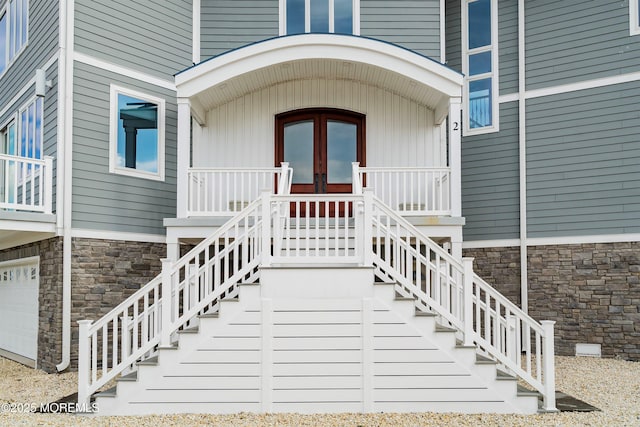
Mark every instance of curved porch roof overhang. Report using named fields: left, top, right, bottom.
left=175, top=34, right=463, bottom=124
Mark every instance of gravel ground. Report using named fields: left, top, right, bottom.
left=0, top=355, right=638, bottom=426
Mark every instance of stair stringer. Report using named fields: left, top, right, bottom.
left=92, top=269, right=538, bottom=416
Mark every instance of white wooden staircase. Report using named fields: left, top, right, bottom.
left=78, top=192, right=557, bottom=415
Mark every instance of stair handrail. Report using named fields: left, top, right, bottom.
left=368, top=193, right=556, bottom=411
left=78, top=196, right=266, bottom=407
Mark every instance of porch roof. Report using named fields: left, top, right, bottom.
left=175, top=34, right=463, bottom=122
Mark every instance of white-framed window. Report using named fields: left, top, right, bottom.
left=0, top=0, right=29, bottom=77
left=462, top=0, right=499, bottom=135
left=109, top=85, right=165, bottom=181
left=631, top=0, right=640, bottom=35
left=280, top=0, right=360, bottom=35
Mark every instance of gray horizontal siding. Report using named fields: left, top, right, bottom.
left=0, top=0, right=58, bottom=107
left=498, top=0, right=517, bottom=95
left=43, top=62, right=58, bottom=213
left=361, top=0, right=440, bottom=59
left=200, top=0, right=278, bottom=59
left=444, top=0, right=461, bottom=72
left=526, top=81, right=640, bottom=237
left=72, top=62, right=177, bottom=235
left=462, top=101, right=520, bottom=241
left=525, top=1, right=640, bottom=90
left=74, top=0, right=192, bottom=78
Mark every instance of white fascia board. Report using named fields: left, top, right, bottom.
left=176, top=35, right=463, bottom=99
left=462, top=239, right=521, bottom=249
left=527, top=234, right=640, bottom=247
left=463, top=234, right=640, bottom=249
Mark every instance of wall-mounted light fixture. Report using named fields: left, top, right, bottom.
left=35, top=69, right=52, bottom=97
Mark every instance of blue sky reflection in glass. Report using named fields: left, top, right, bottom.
left=327, top=120, right=356, bottom=184
left=468, top=0, right=491, bottom=49
left=0, top=13, right=6, bottom=73
left=287, top=0, right=305, bottom=34
left=284, top=121, right=314, bottom=184
left=116, top=93, right=159, bottom=174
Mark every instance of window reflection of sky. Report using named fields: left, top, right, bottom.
left=469, top=51, right=491, bottom=76
left=469, top=0, right=491, bottom=49
left=116, top=94, right=159, bottom=174
left=0, top=14, right=6, bottom=72
left=286, top=0, right=305, bottom=34
left=286, top=0, right=353, bottom=34
left=327, top=121, right=356, bottom=184
left=310, top=0, right=329, bottom=32
left=284, top=121, right=314, bottom=184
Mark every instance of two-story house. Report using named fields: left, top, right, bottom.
left=0, top=0, right=637, bottom=416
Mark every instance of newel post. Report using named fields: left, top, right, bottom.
left=362, top=189, right=374, bottom=266
left=261, top=190, right=272, bottom=266
left=352, top=162, right=362, bottom=195
left=160, top=258, right=173, bottom=347
left=462, top=257, right=475, bottom=346
left=278, top=162, right=290, bottom=194
left=541, top=320, right=557, bottom=412
left=77, top=319, right=92, bottom=407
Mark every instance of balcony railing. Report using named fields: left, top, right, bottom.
left=0, top=154, right=53, bottom=214
left=353, top=163, right=451, bottom=215
left=187, top=163, right=292, bottom=216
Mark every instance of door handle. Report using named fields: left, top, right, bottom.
left=321, top=173, right=326, bottom=193
left=314, top=174, right=319, bottom=193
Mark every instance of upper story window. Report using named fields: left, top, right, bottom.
left=281, top=0, right=359, bottom=35
left=0, top=0, right=29, bottom=76
left=109, top=85, right=165, bottom=181
left=462, top=0, right=499, bottom=135
left=631, top=0, right=640, bottom=35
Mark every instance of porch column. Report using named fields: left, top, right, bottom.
left=177, top=98, right=191, bottom=218
left=448, top=97, right=462, bottom=218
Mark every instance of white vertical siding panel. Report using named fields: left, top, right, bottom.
left=195, top=80, right=444, bottom=169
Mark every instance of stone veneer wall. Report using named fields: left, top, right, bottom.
left=69, top=238, right=165, bottom=368
left=466, top=242, right=640, bottom=361
left=0, top=237, right=64, bottom=373
left=463, top=246, right=521, bottom=306
left=527, top=242, right=640, bottom=360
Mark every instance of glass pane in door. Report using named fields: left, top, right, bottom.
left=284, top=120, right=314, bottom=184
left=326, top=120, right=356, bottom=184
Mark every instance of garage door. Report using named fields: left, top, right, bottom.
left=0, top=257, right=39, bottom=362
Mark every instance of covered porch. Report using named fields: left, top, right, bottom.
left=167, top=34, right=464, bottom=257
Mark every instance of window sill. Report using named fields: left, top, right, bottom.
left=110, top=166, right=165, bottom=182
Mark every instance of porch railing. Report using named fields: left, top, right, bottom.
left=0, top=154, right=53, bottom=214
left=78, top=190, right=555, bottom=412
left=353, top=163, right=451, bottom=215
left=187, top=163, right=292, bottom=216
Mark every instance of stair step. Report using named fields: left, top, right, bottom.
left=117, top=371, right=137, bottom=382
left=455, top=339, right=477, bottom=349
left=435, top=324, right=457, bottom=333
left=178, top=326, right=199, bottom=334
left=137, top=356, right=158, bottom=366
left=415, top=310, right=437, bottom=317
left=224, top=297, right=239, bottom=302
left=476, top=354, right=497, bottom=365
left=198, top=312, right=219, bottom=319
left=496, top=369, right=517, bottom=381
left=517, top=384, right=541, bottom=397
left=394, top=296, right=414, bottom=302
left=94, top=386, right=117, bottom=398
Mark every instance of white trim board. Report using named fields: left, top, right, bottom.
left=73, top=52, right=176, bottom=91
left=463, top=234, right=640, bottom=249
left=497, top=71, right=640, bottom=104
left=71, top=229, right=166, bottom=244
